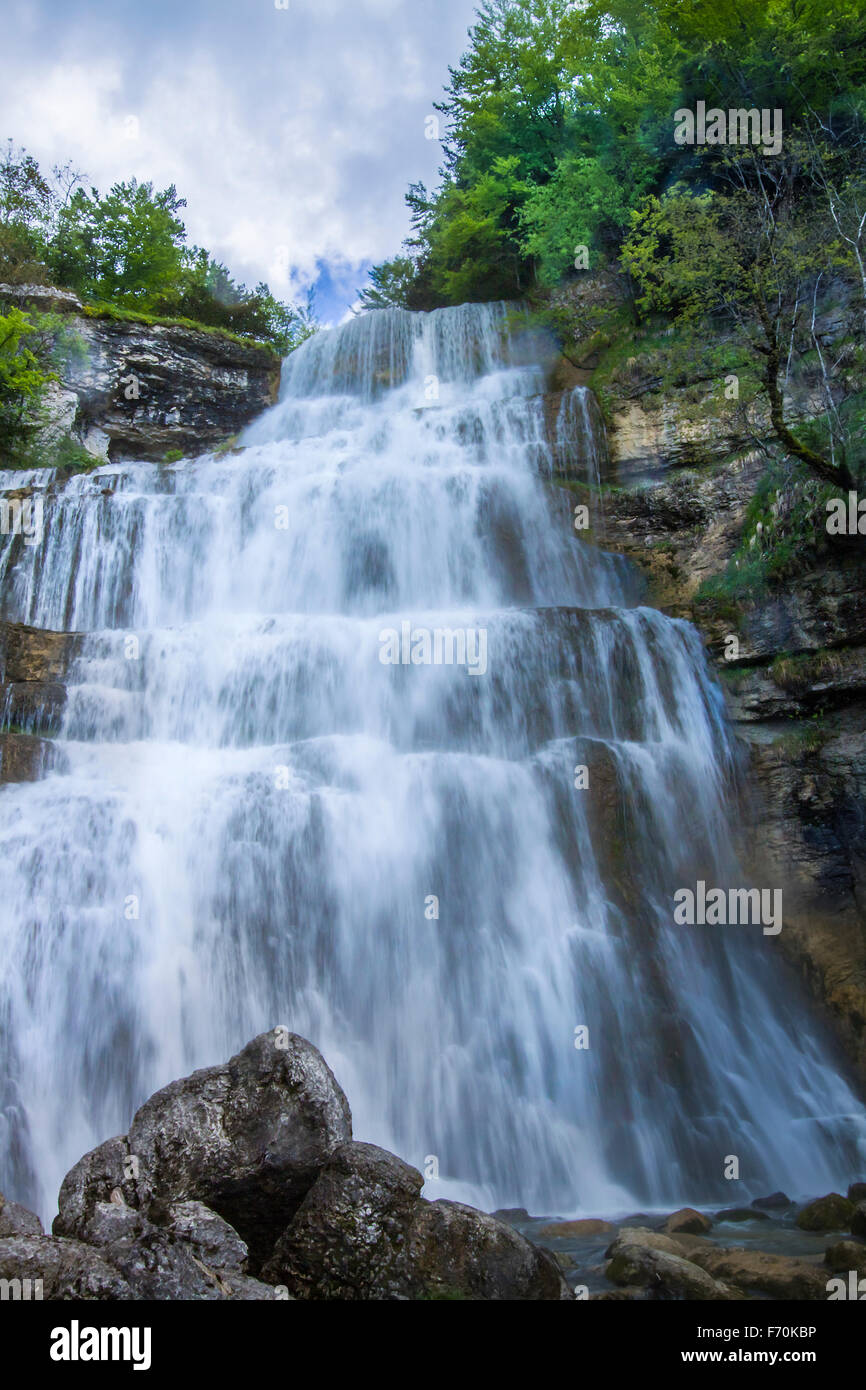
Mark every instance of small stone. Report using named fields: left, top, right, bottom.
left=751, top=1191, right=792, bottom=1211
left=537, top=1219, right=616, bottom=1239
left=795, top=1194, right=855, bottom=1232
left=662, top=1207, right=712, bottom=1236
left=716, top=1207, right=770, bottom=1223
left=491, top=1207, right=530, bottom=1223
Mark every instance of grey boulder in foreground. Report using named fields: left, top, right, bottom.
left=0, top=1029, right=572, bottom=1300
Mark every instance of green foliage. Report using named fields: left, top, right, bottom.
left=51, top=179, right=188, bottom=307
left=519, top=154, right=632, bottom=285
left=364, top=0, right=866, bottom=329
left=697, top=460, right=843, bottom=601
left=0, top=142, right=316, bottom=355
left=358, top=256, right=422, bottom=310
left=0, top=140, right=54, bottom=283
left=0, top=306, right=53, bottom=454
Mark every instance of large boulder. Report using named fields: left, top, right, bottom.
left=262, top=1141, right=423, bottom=1299
left=408, top=1200, right=573, bottom=1300
left=263, top=1141, right=573, bottom=1300
left=851, top=1202, right=866, bottom=1238
left=56, top=1029, right=352, bottom=1269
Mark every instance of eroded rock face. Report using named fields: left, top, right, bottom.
left=0, top=283, right=280, bottom=464
left=582, top=384, right=866, bottom=1088
left=0, top=732, right=64, bottom=783
left=0, top=620, right=79, bottom=742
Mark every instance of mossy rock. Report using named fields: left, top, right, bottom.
left=795, top=1193, right=855, bottom=1232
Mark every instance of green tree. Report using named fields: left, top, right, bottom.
left=51, top=179, right=187, bottom=307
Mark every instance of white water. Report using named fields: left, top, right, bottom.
left=1, top=302, right=864, bottom=1220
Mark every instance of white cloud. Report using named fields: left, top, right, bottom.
left=0, top=0, right=477, bottom=320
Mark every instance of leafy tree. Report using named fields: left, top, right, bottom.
left=51, top=179, right=188, bottom=307
left=357, top=257, right=420, bottom=311
left=622, top=177, right=858, bottom=488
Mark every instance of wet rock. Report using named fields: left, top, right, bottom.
left=0, top=732, right=63, bottom=783
left=54, top=1135, right=137, bottom=1240
left=663, top=1207, right=713, bottom=1236
left=102, top=1228, right=230, bottom=1300
left=605, top=1226, right=707, bottom=1260
left=492, top=1207, right=530, bottom=1223
left=851, top=1202, right=866, bottom=1238
left=688, top=1246, right=828, bottom=1299
left=264, top=1142, right=571, bottom=1300
left=221, top=1272, right=290, bottom=1299
left=125, top=1029, right=352, bottom=1268
left=824, top=1240, right=866, bottom=1276
left=0, top=620, right=76, bottom=685
left=0, top=1191, right=43, bottom=1237
left=262, top=1141, right=423, bottom=1299
left=848, top=1182, right=866, bottom=1203
left=716, top=1207, right=770, bottom=1223
left=167, top=1200, right=248, bottom=1271
left=78, top=1200, right=154, bottom=1247
left=537, top=1218, right=616, bottom=1238
left=795, top=1193, right=855, bottom=1232
left=0, top=621, right=79, bottom=738
left=409, top=1200, right=573, bottom=1300
left=752, top=1191, right=792, bottom=1211
left=606, top=1243, right=741, bottom=1300
left=0, top=1234, right=137, bottom=1299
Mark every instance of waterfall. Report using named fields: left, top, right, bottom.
left=1, top=302, right=863, bottom=1221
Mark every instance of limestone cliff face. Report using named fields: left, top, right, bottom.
left=583, top=375, right=866, bottom=1085
left=0, top=620, right=78, bottom=782
left=0, top=283, right=280, bottom=464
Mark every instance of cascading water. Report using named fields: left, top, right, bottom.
left=1, top=302, right=864, bottom=1221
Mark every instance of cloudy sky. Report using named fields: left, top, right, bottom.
left=0, top=0, right=480, bottom=323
